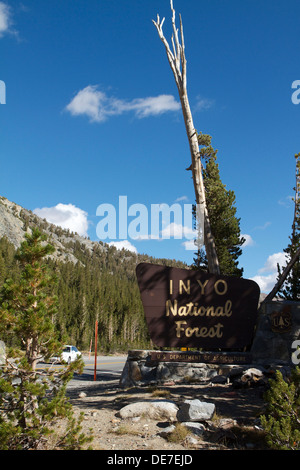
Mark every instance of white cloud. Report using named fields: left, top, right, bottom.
left=174, top=196, right=189, bottom=202
left=258, top=252, right=288, bottom=274
left=278, top=195, right=293, bottom=208
left=108, top=240, right=137, bottom=254
left=65, top=85, right=180, bottom=122
left=182, top=239, right=197, bottom=251
left=251, top=252, right=288, bottom=294
left=161, top=222, right=197, bottom=240
left=129, top=95, right=180, bottom=118
left=0, top=2, right=12, bottom=37
left=133, top=222, right=197, bottom=246
left=241, top=233, right=254, bottom=247
left=33, top=203, right=89, bottom=237
left=253, top=221, right=271, bottom=231
left=133, top=234, right=161, bottom=241
left=65, top=86, right=108, bottom=122
left=194, top=95, right=214, bottom=112
left=251, top=273, right=278, bottom=295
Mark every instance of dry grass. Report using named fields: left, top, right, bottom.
left=166, top=423, right=191, bottom=444
left=111, top=424, right=141, bottom=436
left=150, top=388, right=171, bottom=398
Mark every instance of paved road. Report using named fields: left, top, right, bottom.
left=80, top=354, right=127, bottom=381
left=37, top=354, right=128, bottom=384
left=68, top=354, right=128, bottom=386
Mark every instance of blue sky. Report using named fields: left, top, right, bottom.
left=1, top=0, right=300, bottom=293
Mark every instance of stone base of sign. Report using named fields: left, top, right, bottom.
left=250, top=300, right=300, bottom=364
left=119, top=348, right=294, bottom=388
left=119, top=349, right=256, bottom=388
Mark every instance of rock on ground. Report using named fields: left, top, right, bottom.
left=116, top=400, right=179, bottom=421
left=177, top=399, right=215, bottom=422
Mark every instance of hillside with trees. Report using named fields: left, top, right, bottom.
left=0, top=196, right=187, bottom=352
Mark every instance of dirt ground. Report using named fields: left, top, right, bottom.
left=65, top=375, right=268, bottom=451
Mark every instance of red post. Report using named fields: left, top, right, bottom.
left=94, top=320, right=98, bottom=381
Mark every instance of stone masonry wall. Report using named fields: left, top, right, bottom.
left=250, top=301, right=300, bottom=364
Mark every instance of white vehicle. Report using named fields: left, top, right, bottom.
left=50, top=345, right=82, bottom=364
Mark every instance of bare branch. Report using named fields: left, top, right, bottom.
left=262, top=245, right=300, bottom=303
left=179, top=14, right=187, bottom=91
left=152, top=0, right=220, bottom=274
left=152, top=16, right=181, bottom=89
left=170, top=1, right=181, bottom=72
left=171, top=34, right=176, bottom=62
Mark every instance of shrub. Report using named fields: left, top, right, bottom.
left=260, top=367, right=300, bottom=450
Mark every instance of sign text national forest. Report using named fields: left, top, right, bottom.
left=136, top=263, right=260, bottom=350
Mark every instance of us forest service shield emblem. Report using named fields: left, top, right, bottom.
left=271, top=307, right=292, bottom=333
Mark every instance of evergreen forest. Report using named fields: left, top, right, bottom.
left=0, top=232, right=187, bottom=353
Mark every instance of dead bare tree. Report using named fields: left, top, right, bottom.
left=153, top=0, right=220, bottom=274
left=262, top=245, right=300, bottom=304
left=262, top=153, right=300, bottom=303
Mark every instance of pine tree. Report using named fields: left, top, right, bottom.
left=0, top=237, right=19, bottom=288
left=193, top=133, right=244, bottom=277
left=260, top=367, right=300, bottom=450
left=277, top=153, right=300, bottom=300
left=0, top=228, right=91, bottom=450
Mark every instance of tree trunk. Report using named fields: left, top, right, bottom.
left=262, top=245, right=300, bottom=304
left=153, top=1, right=220, bottom=274
left=263, top=154, right=300, bottom=303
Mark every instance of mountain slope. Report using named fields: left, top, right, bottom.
left=0, top=195, right=188, bottom=269
left=0, top=195, right=188, bottom=351
left=0, top=195, right=101, bottom=265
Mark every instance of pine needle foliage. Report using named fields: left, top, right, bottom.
left=193, top=133, right=244, bottom=277
left=0, top=228, right=92, bottom=450
left=260, top=367, right=300, bottom=450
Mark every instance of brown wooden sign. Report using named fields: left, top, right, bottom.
left=136, top=263, right=260, bottom=350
